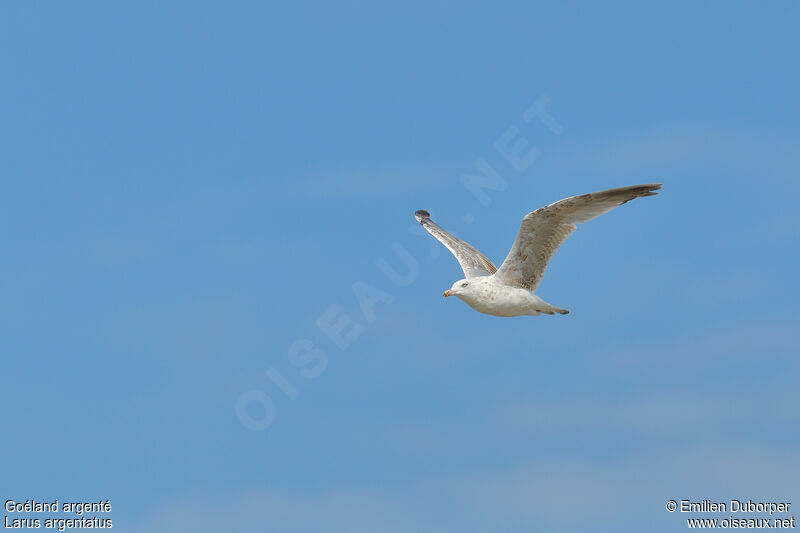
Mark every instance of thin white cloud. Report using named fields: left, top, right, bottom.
left=291, top=165, right=456, bottom=196
left=135, top=441, right=800, bottom=533
left=495, top=388, right=800, bottom=438
left=450, top=444, right=800, bottom=530
left=136, top=488, right=441, bottom=533
left=549, top=126, right=800, bottom=179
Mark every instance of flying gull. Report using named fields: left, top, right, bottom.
left=415, top=184, right=661, bottom=317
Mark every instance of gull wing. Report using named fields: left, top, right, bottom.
left=494, top=184, right=661, bottom=291
left=414, top=210, right=497, bottom=278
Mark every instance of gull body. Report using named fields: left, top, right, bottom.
left=416, top=184, right=661, bottom=317
left=444, top=276, right=566, bottom=317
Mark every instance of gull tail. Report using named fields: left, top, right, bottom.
left=537, top=299, right=570, bottom=315
left=545, top=305, right=570, bottom=315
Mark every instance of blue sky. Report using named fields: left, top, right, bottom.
left=1, top=2, right=799, bottom=532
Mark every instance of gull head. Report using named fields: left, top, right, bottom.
left=443, top=279, right=475, bottom=298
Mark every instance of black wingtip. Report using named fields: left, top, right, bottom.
left=641, top=183, right=662, bottom=195
left=414, top=210, right=430, bottom=222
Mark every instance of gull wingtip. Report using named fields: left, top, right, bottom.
left=414, top=209, right=431, bottom=222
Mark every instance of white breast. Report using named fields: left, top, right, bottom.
left=456, top=280, right=541, bottom=317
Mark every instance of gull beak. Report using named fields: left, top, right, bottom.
left=443, top=290, right=451, bottom=297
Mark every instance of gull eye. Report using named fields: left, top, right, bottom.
left=461, top=282, right=468, bottom=287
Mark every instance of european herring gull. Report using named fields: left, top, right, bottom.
left=415, top=184, right=661, bottom=317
